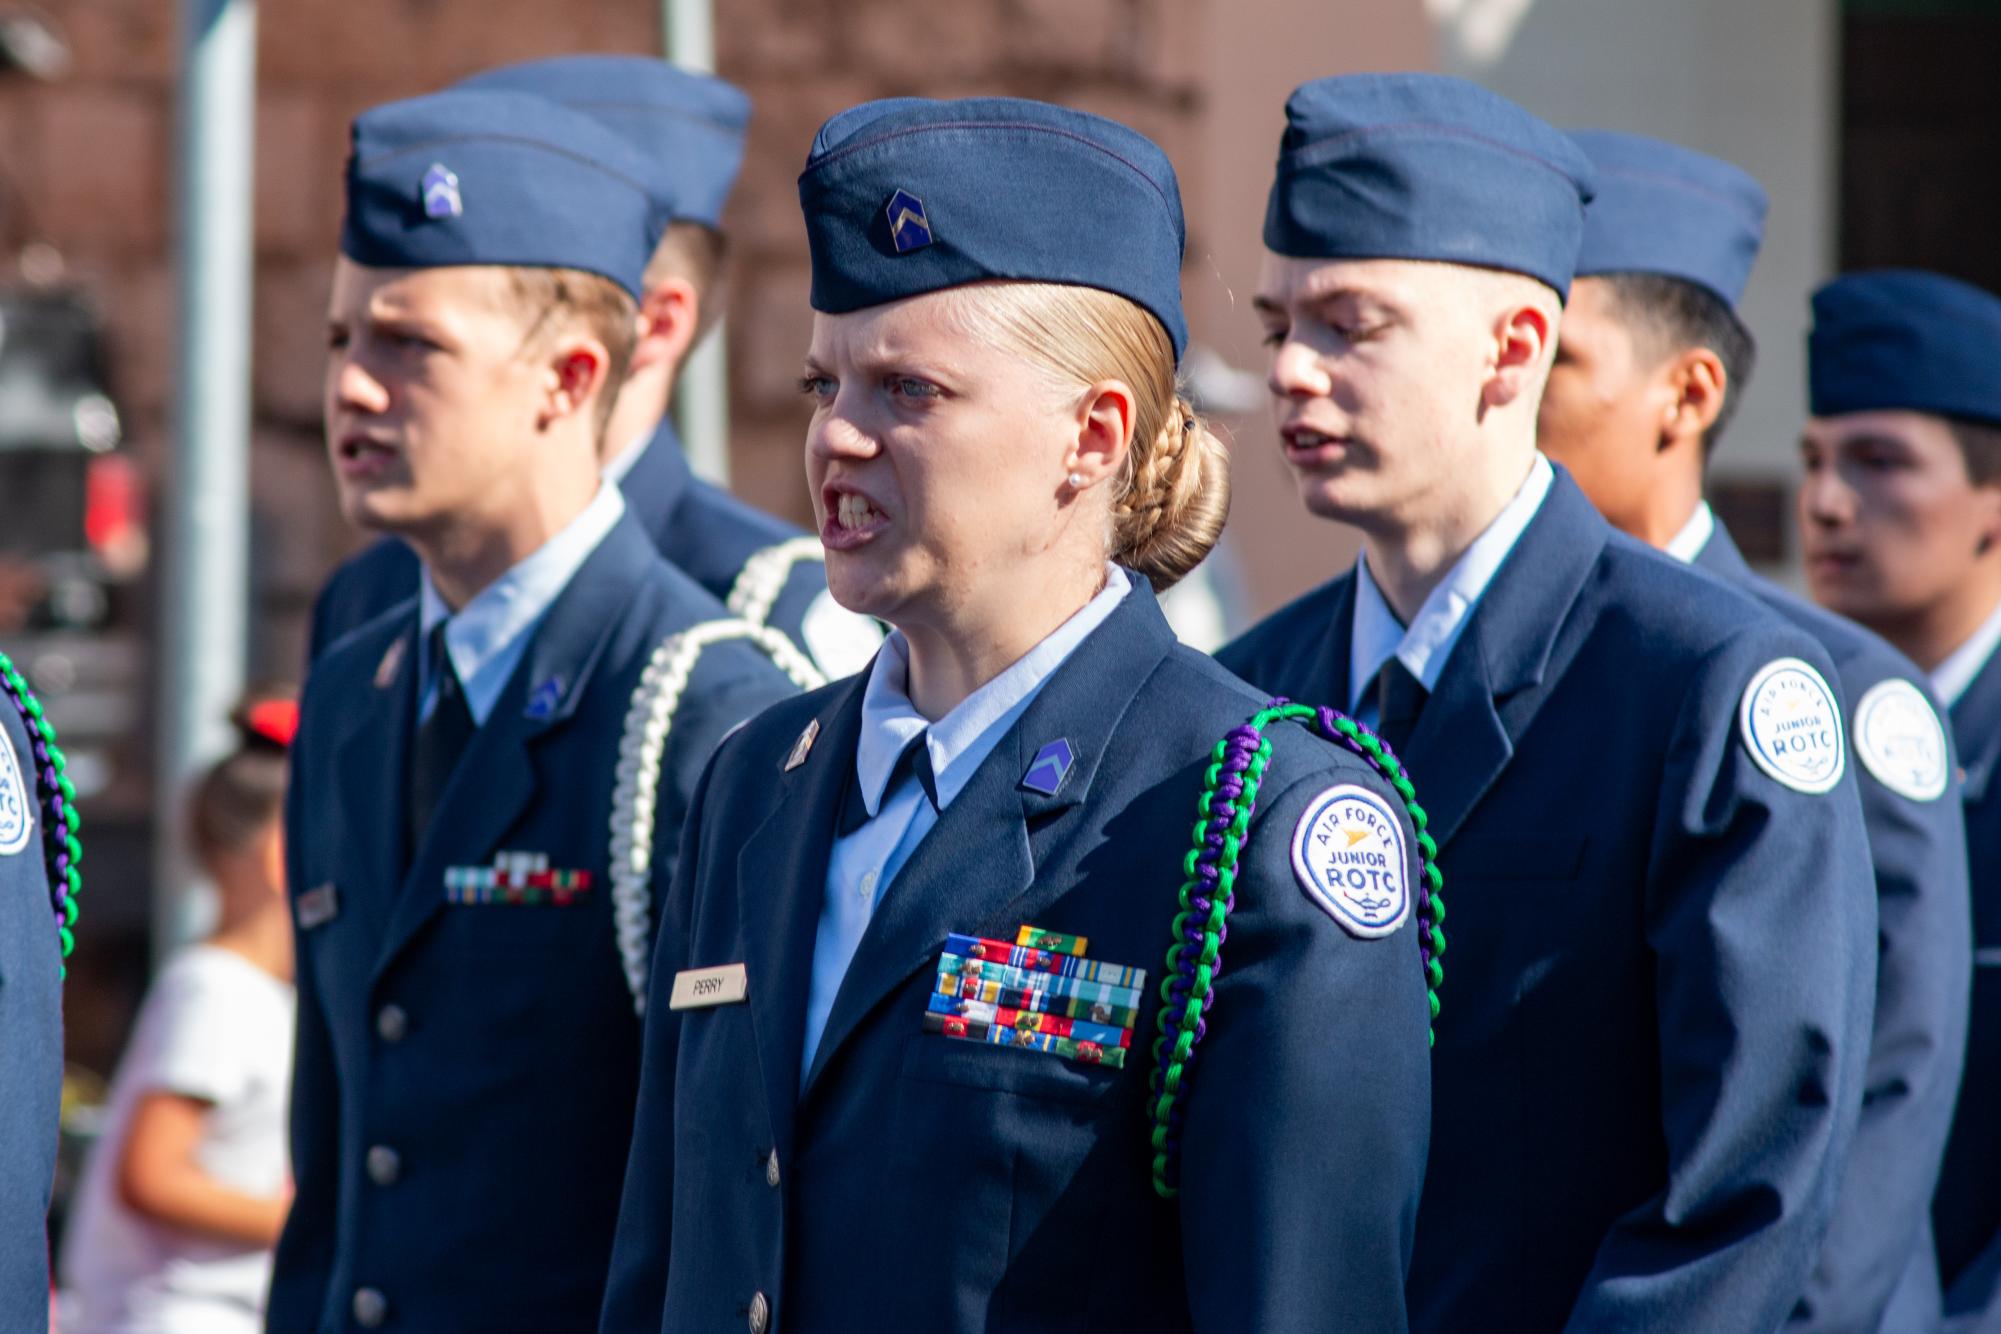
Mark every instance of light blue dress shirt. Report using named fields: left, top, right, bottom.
left=416, top=482, right=627, bottom=726
left=1349, top=453, right=1553, bottom=723
left=800, top=565, right=1132, bottom=1083
left=1662, top=500, right=1716, bottom=565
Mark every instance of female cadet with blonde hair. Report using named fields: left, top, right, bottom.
left=600, top=97, right=1434, bottom=1333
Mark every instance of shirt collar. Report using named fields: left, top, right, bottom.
left=418, top=482, right=627, bottom=722
left=600, top=425, right=657, bottom=487
left=854, top=566, right=1131, bottom=816
left=1662, top=500, right=1716, bottom=565
left=1932, top=594, right=2001, bottom=709
left=1349, top=453, right=1553, bottom=712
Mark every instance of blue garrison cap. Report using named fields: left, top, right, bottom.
left=1809, top=270, right=2001, bottom=427
left=341, top=89, right=662, bottom=299
left=456, top=56, right=750, bottom=229
left=1570, top=131, right=1767, bottom=307
left=1263, top=73, right=1596, bottom=297
left=799, top=97, right=1189, bottom=358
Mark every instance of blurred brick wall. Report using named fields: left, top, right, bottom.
left=0, top=0, right=1206, bottom=677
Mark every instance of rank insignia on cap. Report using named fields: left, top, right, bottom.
left=524, top=675, right=566, bottom=722
left=421, top=162, right=463, bottom=219
left=374, top=636, right=407, bottom=689
left=1020, top=738, right=1074, bottom=796
left=885, top=189, right=932, bottom=253
left=784, top=718, right=820, bottom=772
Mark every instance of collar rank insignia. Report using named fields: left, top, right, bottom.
left=784, top=718, right=820, bottom=772
left=885, top=189, right=933, bottom=254
left=1019, top=738, right=1074, bottom=797
left=373, top=636, right=407, bottom=689
left=422, top=162, right=463, bottom=219
left=524, top=675, right=566, bottom=722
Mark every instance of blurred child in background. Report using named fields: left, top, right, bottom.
left=59, top=696, right=297, bottom=1333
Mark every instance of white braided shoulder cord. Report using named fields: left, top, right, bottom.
left=609, top=618, right=826, bottom=1016
left=726, top=535, right=829, bottom=629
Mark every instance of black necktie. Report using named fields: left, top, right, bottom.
left=837, top=731, right=939, bottom=838
left=405, top=621, right=476, bottom=853
left=1375, top=657, right=1428, bottom=756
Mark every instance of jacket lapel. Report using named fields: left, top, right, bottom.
left=1952, top=649, right=2001, bottom=804
left=331, top=609, right=419, bottom=946
left=372, top=516, right=659, bottom=980
left=737, top=676, right=869, bottom=1166
left=800, top=580, right=1176, bottom=1099
left=1396, top=470, right=1607, bottom=850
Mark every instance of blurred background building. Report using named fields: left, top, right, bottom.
left=0, top=0, right=1994, bottom=1207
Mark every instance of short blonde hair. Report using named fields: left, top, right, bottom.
left=501, top=267, right=639, bottom=444
left=942, top=282, right=1229, bottom=591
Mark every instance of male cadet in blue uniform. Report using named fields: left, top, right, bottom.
left=1218, top=74, right=1879, bottom=1332
left=1796, top=270, right=2001, bottom=1330
left=0, top=668, right=66, bottom=1332
left=270, top=90, right=799, bottom=1333
left=307, top=57, right=882, bottom=678
left=1536, top=134, right=1972, bottom=1333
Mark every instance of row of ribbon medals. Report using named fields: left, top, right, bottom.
left=925, top=926, right=1148, bottom=1069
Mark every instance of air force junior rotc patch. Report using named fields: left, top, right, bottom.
left=1290, top=784, right=1411, bottom=939
left=1852, top=677, right=1950, bottom=802
left=1739, top=657, right=1845, bottom=794
left=0, top=720, right=32, bottom=856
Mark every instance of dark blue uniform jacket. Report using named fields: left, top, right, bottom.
left=1695, top=523, right=1972, bottom=1334
left=1938, top=638, right=2001, bottom=1328
left=307, top=421, right=834, bottom=670
left=0, top=698, right=60, bottom=1333
left=1217, top=469, right=1879, bottom=1334
left=271, top=514, right=799, bottom=1333
left=599, top=580, right=1433, bottom=1333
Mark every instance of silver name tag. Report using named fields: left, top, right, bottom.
left=669, top=963, right=748, bottom=1010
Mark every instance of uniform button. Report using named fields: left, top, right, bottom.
left=366, top=1145, right=401, bottom=1186
left=748, top=1291, right=770, bottom=1334
left=764, top=1149, right=780, bottom=1188
left=375, top=1005, right=409, bottom=1042
left=352, top=1287, right=388, bottom=1328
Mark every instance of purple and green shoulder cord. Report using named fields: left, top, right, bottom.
left=1146, top=699, right=1444, bottom=1199
left=0, top=651, right=81, bottom=979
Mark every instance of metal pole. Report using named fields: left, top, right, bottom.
left=156, top=0, right=254, bottom=957
left=664, top=0, right=731, bottom=486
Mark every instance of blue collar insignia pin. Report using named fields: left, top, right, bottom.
left=784, top=718, right=821, bottom=772
left=524, top=676, right=566, bottom=722
left=374, top=636, right=406, bottom=689
left=886, top=189, right=932, bottom=253
left=422, top=162, right=463, bottom=219
left=1020, top=738, right=1075, bottom=796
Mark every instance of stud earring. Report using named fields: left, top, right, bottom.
left=1067, top=471, right=1085, bottom=489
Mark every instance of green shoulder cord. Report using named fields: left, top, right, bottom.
left=1146, top=700, right=1444, bottom=1199
left=0, top=652, right=81, bottom=978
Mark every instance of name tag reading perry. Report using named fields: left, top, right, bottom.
left=669, top=963, right=748, bottom=1010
